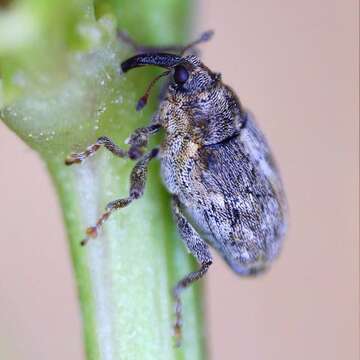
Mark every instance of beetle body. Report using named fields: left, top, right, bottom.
left=155, top=54, right=286, bottom=275
left=66, top=33, right=287, bottom=344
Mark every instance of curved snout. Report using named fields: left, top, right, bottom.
left=121, top=53, right=182, bottom=73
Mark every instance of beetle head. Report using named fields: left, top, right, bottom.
left=121, top=53, right=219, bottom=108
left=169, top=55, right=219, bottom=94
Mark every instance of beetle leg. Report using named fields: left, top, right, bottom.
left=117, top=30, right=213, bottom=55
left=65, top=124, right=161, bottom=165
left=117, top=30, right=184, bottom=54
left=126, top=124, right=161, bottom=159
left=171, top=195, right=213, bottom=346
left=80, top=148, right=159, bottom=246
left=65, top=136, right=127, bottom=165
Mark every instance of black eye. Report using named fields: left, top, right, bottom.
left=173, top=65, right=189, bottom=84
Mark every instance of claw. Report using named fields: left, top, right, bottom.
left=80, top=237, right=89, bottom=246
left=174, top=323, right=182, bottom=347
left=65, top=154, right=81, bottom=165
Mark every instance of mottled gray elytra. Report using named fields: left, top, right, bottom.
left=65, top=30, right=287, bottom=346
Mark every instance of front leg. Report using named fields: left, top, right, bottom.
left=65, top=124, right=161, bottom=165
left=171, top=196, right=213, bottom=346
left=126, top=123, right=161, bottom=159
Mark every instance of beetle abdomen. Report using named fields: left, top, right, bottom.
left=164, top=112, right=287, bottom=276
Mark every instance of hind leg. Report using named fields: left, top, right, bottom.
left=171, top=196, right=212, bottom=346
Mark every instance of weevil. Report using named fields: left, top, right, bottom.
left=65, top=31, right=287, bottom=345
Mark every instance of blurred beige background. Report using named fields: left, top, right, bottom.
left=0, top=0, right=358, bottom=359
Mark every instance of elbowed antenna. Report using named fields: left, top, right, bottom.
left=121, top=52, right=181, bottom=111
left=121, top=53, right=182, bottom=73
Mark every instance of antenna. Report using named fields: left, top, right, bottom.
left=136, top=70, right=170, bottom=111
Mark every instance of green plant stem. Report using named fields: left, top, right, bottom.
left=46, top=153, right=205, bottom=360
left=0, top=1, right=206, bottom=359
